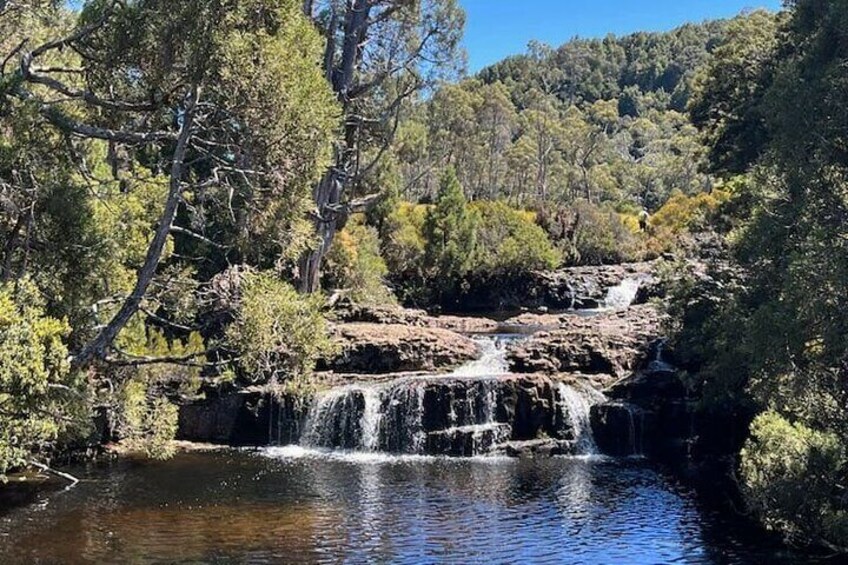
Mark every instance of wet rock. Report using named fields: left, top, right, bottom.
left=177, top=389, right=305, bottom=446
left=530, top=262, right=656, bottom=310
left=590, top=402, right=647, bottom=456
left=501, top=439, right=572, bottom=458
left=507, top=304, right=664, bottom=378
left=325, top=323, right=479, bottom=374
left=425, top=424, right=513, bottom=457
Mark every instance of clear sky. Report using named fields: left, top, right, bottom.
left=460, top=0, right=784, bottom=72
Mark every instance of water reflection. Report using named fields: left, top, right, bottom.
left=0, top=450, right=812, bottom=564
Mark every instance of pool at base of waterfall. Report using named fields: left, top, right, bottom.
left=0, top=450, right=812, bottom=564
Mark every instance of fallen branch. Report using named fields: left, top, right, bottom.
left=29, top=459, right=79, bottom=490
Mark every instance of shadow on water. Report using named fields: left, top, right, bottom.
left=0, top=450, right=829, bottom=564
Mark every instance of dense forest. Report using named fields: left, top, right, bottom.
left=1, top=0, right=846, bottom=553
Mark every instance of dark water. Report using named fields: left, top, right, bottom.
left=0, top=449, right=811, bottom=564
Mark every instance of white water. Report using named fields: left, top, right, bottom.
left=450, top=335, right=515, bottom=376
left=603, top=277, right=642, bottom=310
left=360, top=387, right=383, bottom=451
left=557, top=383, right=606, bottom=455
left=297, top=334, right=610, bottom=458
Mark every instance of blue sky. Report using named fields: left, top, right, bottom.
left=461, top=0, right=784, bottom=72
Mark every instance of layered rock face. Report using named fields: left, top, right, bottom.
left=507, top=304, right=664, bottom=379
left=296, top=375, right=601, bottom=457
left=323, top=323, right=480, bottom=374
left=528, top=262, right=656, bottom=310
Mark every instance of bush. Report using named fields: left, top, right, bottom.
left=472, top=201, right=561, bottom=274
left=546, top=200, right=639, bottom=265
left=324, top=217, right=395, bottom=305
left=0, top=279, right=86, bottom=477
left=650, top=188, right=731, bottom=235
left=118, top=376, right=179, bottom=460
left=225, top=271, right=332, bottom=386
left=741, top=411, right=848, bottom=549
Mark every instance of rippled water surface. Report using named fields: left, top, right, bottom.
left=0, top=450, right=807, bottom=564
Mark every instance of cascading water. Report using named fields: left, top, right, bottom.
left=294, top=334, right=610, bottom=457
left=557, top=383, right=606, bottom=455
left=450, top=334, right=516, bottom=376
left=603, top=277, right=642, bottom=310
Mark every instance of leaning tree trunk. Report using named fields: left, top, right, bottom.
left=73, top=87, right=199, bottom=368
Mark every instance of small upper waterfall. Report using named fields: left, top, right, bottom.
left=603, top=277, right=641, bottom=310
left=450, top=334, right=516, bottom=377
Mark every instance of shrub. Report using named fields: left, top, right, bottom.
left=472, top=201, right=561, bottom=274
left=225, top=271, right=332, bottom=386
left=740, top=411, right=848, bottom=549
left=118, top=376, right=179, bottom=460
left=380, top=201, right=428, bottom=281
left=550, top=200, right=639, bottom=265
left=324, top=217, right=395, bottom=305
left=0, top=279, right=86, bottom=477
left=650, top=188, right=731, bottom=235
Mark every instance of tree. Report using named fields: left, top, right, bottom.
left=298, top=0, right=465, bottom=293
left=423, top=168, right=477, bottom=300
left=1, top=0, right=337, bottom=367
left=689, top=10, right=782, bottom=173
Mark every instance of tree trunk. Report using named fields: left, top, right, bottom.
left=299, top=168, right=343, bottom=293
left=73, top=87, right=199, bottom=368
left=300, top=0, right=372, bottom=293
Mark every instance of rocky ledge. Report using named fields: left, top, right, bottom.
left=507, top=304, right=664, bottom=379
left=528, top=261, right=656, bottom=309
left=322, top=323, right=479, bottom=374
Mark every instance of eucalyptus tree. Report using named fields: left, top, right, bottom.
left=298, top=0, right=465, bottom=292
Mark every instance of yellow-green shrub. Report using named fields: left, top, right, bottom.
left=741, top=411, right=848, bottom=547
left=324, top=217, right=395, bottom=305
left=225, top=271, right=332, bottom=385
left=0, top=279, right=86, bottom=477
left=472, top=201, right=561, bottom=274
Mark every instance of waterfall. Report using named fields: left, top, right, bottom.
left=622, top=404, right=645, bottom=456
left=451, top=335, right=514, bottom=377
left=603, top=277, right=641, bottom=310
left=557, top=383, right=606, bottom=455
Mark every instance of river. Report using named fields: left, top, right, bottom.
left=0, top=449, right=806, bottom=564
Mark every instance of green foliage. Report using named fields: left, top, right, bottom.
left=668, top=0, right=848, bottom=550
left=225, top=271, right=332, bottom=386
left=741, top=412, right=848, bottom=547
left=472, top=201, right=561, bottom=274
left=324, top=218, right=395, bottom=306
left=118, top=377, right=179, bottom=460
left=689, top=10, right=782, bottom=173
left=538, top=200, right=640, bottom=266
left=423, top=168, right=479, bottom=298
left=0, top=279, right=86, bottom=477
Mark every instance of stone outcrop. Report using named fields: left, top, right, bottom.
left=178, top=374, right=600, bottom=458
left=323, top=323, right=479, bottom=374
left=507, top=304, right=664, bottom=378
left=528, top=262, right=656, bottom=310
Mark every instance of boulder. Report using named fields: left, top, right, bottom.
left=324, top=323, right=479, bottom=374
